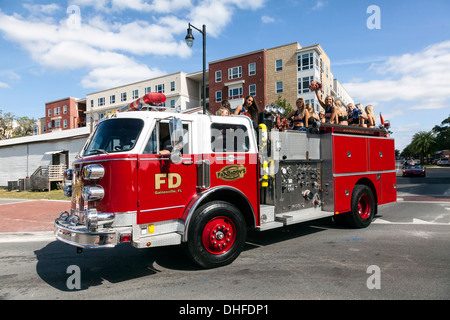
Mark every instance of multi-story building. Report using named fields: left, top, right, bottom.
left=332, top=78, right=354, bottom=106
left=209, top=42, right=340, bottom=115
left=85, top=71, right=207, bottom=130
left=209, top=49, right=266, bottom=114
left=44, top=97, right=86, bottom=133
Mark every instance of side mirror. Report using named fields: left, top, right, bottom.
left=170, top=151, right=182, bottom=164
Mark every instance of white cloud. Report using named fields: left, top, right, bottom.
left=0, top=0, right=265, bottom=89
left=261, top=15, right=275, bottom=23
left=0, top=82, right=10, bottom=88
left=343, top=41, right=450, bottom=106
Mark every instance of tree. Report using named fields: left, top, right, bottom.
left=270, top=95, right=292, bottom=117
left=14, top=116, right=36, bottom=137
left=0, top=110, right=15, bottom=140
left=432, top=115, right=450, bottom=151
left=410, top=131, right=437, bottom=164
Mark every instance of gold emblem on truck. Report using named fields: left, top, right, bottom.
left=216, top=165, right=247, bottom=181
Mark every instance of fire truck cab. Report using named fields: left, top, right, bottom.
left=55, top=95, right=396, bottom=268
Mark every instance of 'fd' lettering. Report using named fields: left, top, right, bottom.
left=155, top=173, right=182, bottom=189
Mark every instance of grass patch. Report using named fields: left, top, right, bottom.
left=0, top=189, right=68, bottom=201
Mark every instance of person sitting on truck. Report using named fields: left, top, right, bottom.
left=285, top=98, right=309, bottom=129
left=336, top=100, right=348, bottom=125
left=221, top=100, right=232, bottom=115
left=307, top=103, right=320, bottom=125
left=217, top=106, right=231, bottom=116
left=349, top=103, right=363, bottom=126
left=313, top=87, right=337, bottom=124
left=234, top=95, right=258, bottom=128
left=364, top=105, right=376, bottom=128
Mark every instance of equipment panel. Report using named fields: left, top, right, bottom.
left=275, top=160, right=323, bottom=214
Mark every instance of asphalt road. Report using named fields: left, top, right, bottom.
left=0, top=167, right=449, bottom=302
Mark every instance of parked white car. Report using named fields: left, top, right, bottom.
left=437, top=159, right=449, bottom=166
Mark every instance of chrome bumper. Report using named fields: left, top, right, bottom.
left=54, top=220, right=118, bottom=248
left=54, top=210, right=118, bottom=248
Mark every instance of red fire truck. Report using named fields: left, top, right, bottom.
left=55, top=93, right=397, bottom=268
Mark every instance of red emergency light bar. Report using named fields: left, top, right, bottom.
left=120, top=92, right=166, bottom=112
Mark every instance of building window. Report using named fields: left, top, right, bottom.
left=63, top=119, right=67, bottom=128
left=215, top=91, right=222, bottom=103
left=298, top=76, right=314, bottom=94
left=276, top=59, right=283, bottom=72
left=228, top=66, right=242, bottom=80
left=229, top=87, right=243, bottom=100
left=48, top=122, right=52, bottom=130
left=249, top=63, right=256, bottom=76
left=298, top=52, right=314, bottom=71
left=121, top=92, right=127, bottom=102
left=215, top=70, right=222, bottom=82
left=155, top=84, right=165, bottom=93
left=276, top=81, right=283, bottom=94
left=90, top=100, right=94, bottom=108
left=132, top=89, right=139, bottom=99
left=63, top=105, right=67, bottom=114
left=55, top=120, right=61, bottom=128
left=98, top=97, right=105, bottom=107
left=54, top=107, right=60, bottom=115
left=110, top=95, right=115, bottom=104
left=249, top=84, right=256, bottom=97
left=48, top=109, right=52, bottom=117
left=170, top=81, right=175, bottom=91
left=145, top=87, right=151, bottom=94
left=170, top=99, right=175, bottom=108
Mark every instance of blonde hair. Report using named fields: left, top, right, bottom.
left=365, top=105, right=374, bottom=114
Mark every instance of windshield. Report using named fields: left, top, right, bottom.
left=83, top=118, right=144, bottom=156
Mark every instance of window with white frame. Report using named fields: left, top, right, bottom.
left=249, top=63, right=256, bottom=76
left=170, top=99, right=175, bottom=108
left=155, top=84, right=165, bottom=93
left=215, top=91, right=222, bottom=102
left=121, top=92, right=127, bottom=101
left=170, top=81, right=175, bottom=91
left=249, top=84, right=256, bottom=97
left=132, top=89, right=139, bottom=99
left=98, top=97, right=105, bottom=107
left=54, top=107, right=60, bottom=115
left=48, top=109, right=52, bottom=117
left=276, top=81, right=283, bottom=93
left=145, top=87, right=151, bottom=94
left=63, top=119, right=67, bottom=128
left=276, top=59, right=283, bottom=72
left=228, top=66, right=242, bottom=80
left=298, top=76, right=314, bottom=94
left=55, top=120, right=61, bottom=128
left=229, top=87, right=243, bottom=100
left=110, top=95, right=115, bottom=104
left=297, top=52, right=314, bottom=71
left=63, top=105, right=67, bottom=114
left=90, top=100, right=94, bottom=107
left=215, top=70, right=222, bottom=82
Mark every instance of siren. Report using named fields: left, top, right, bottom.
left=120, top=92, right=166, bottom=112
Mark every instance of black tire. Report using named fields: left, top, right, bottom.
left=344, top=184, right=376, bottom=228
left=185, top=201, right=247, bottom=268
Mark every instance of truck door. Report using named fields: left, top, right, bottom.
left=137, top=119, right=197, bottom=225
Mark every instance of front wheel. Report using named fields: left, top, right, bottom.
left=185, top=201, right=247, bottom=268
left=345, top=184, right=376, bottom=228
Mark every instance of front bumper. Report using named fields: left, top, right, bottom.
left=54, top=209, right=119, bottom=248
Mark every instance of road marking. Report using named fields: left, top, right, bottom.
left=373, top=218, right=450, bottom=226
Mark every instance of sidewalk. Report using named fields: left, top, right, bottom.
left=0, top=199, right=70, bottom=233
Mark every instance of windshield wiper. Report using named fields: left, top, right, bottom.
left=89, top=149, right=109, bottom=155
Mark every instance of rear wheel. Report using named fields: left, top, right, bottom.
left=185, top=201, right=247, bottom=268
left=345, top=184, right=376, bottom=228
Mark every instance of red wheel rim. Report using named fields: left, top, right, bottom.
left=358, top=194, right=371, bottom=219
left=202, top=216, right=236, bottom=255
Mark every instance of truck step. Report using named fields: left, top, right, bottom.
left=132, top=233, right=182, bottom=249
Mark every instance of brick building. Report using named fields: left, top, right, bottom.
left=44, top=97, right=86, bottom=133
left=209, top=49, right=266, bottom=114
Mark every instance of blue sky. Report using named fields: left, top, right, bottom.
left=0, top=0, right=449, bottom=151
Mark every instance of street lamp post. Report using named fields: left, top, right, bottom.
left=185, top=23, right=206, bottom=115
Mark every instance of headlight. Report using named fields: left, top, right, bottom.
left=82, top=185, right=104, bottom=201
left=64, top=168, right=73, bottom=180
left=83, top=164, right=104, bottom=180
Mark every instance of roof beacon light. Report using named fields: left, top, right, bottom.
left=120, top=92, right=167, bottom=112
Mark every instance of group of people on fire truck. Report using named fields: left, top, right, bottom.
left=216, top=81, right=377, bottom=131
